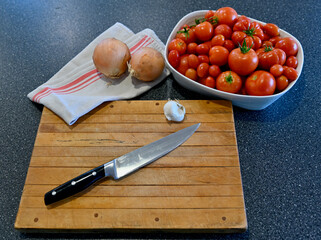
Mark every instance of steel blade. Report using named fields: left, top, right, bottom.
left=108, top=123, right=200, bottom=179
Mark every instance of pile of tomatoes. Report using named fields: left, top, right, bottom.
left=167, top=7, right=299, bottom=96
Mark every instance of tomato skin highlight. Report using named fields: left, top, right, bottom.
left=216, top=71, right=242, bottom=93
left=228, top=47, right=259, bottom=76
left=245, top=70, right=276, bottom=96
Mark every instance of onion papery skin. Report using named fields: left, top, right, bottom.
left=92, top=38, right=131, bottom=78
left=129, top=47, right=165, bottom=82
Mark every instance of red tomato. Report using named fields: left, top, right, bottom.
left=223, top=40, right=235, bottom=52
left=176, top=27, right=196, bottom=44
left=187, top=42, right=197, bottom=54
left=168, top=38, right=186, bottom=55
left=194, top=21, right=214, bottom=42
left=215, top=7, right=238, bottom=27
left=211, top=34, right=225, bottom=46
left=245, top=70, right=276, bottom=96
left=283, top=67, right=298, bottom=81
left=270, top=64, right=284, bottom=77
left=214, top=24, right=232, bottom=39
left=256, top=47, right=286, bottom=70
left=187, top=54, right=199, bottom=69
left=233, top=18, right=251, bottom=32
left=209, top=65, right=221, bottom=78
left=269, top=36, right=282, bottom=46
left=252, top=36, right=262, bottom=50
left=205, top=10, right=215, bottom=21
left=209, top=46, right=229, bottom=66
left=262, top=23, right=280, bottom=37
left=231, top=31, right=247, bottom=46
left=275, top=37, right=298, bottom=56
left=216, top=71, right=242, bottom=93
left=262, top=41, right=273, bottom=48
left=276, top=75, right=289, bottom=91
left=176, top=55, right=189, bottom=75
left=197, top=62, right=210, bottom=78
left=199, top=76, right=215, bottom=88
left=167, top=50, right=180, bottom=68
left=285, top=56, right=298, bottom=68
left=185, top=68, right=198, bottom=81
left=198, top=54, right=210, bottom=64
left=196, top=43, right=210, bottom=55
left=228, top=42, right=259, bottom=76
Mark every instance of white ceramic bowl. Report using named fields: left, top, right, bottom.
left=165, top=10, right=304, bottom=110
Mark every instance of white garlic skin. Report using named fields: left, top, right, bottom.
left=163, top=101, right=186, bottom=122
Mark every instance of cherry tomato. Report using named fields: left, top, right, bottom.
left=215, top=7, right=238, bottom=27
left=283, top=67, right=298, bottom=81
left=199, top=76, right=215, bottom=88
left=269, top=36, right=282, bottom=46
left=198, top=55, right=210, bottom=64
left=223, top=40, right=235, bottom=52
left=270, top=64, right=284, bottom=77
left=205, top=10, right=215, bottom=21
left=176, top=26, right=196, bottom=44
left=197, top=62, right=210, bottom=78
left=262, top=23, right=280, bottom=37
left=256, top=47, right=286, bottom=70
left=209, top=46, right=229, bottom=66
left=176, top=55, right=189, bottom=75
left=194, top=21, right=214, bottom=42
left=252, top=36, right=262, bottom=50
left=285, top=56, right=298, bottom=68
left=231, top=31, right=247, bottom=46
left=262, top=41, right=273, bottom=48
left=209, top=65, right=221, bottom=78
left=167, top=50, right=180, bottom=68
left=245, top=70, right=276, bottom=96
left=211, top=34, right=225, bottom=46
left=185, top=68, right=198, bottom=81
left=275, top=37, right=298, bottom=56
left=187, top=42, right=197, bottom=54
left=216, top=71, right=242, bottom=93
left=214, top=24, right=232, bottom=39
left=276, top=75, right=289, bottom=91
left=233, top=18, right=251, bottom=32
left=196, top=43, right=210, bottom=55
left=228, top=42, right=259, bottom=76
left=187, top=54, right=199, bottom=69
left=168, top=38, right=186, bottom=55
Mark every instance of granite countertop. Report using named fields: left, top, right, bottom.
left=0, top=0, right=320, bottom=239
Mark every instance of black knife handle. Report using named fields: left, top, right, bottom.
left=44, top=164, right=106, bottom=205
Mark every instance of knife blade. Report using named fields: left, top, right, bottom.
left=44, top=123, right=200, bottom=205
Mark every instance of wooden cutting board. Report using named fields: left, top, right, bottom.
left=15, top=100, right=247, bottom=233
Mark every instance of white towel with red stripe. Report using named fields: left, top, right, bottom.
left=27, top=22, right=170, bottom=125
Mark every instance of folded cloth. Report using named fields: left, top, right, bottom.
left=27, top=22, right=170, bottom=125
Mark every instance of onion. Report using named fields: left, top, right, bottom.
left=92, top=38, right=131, bottom=78
left=129, top=47, right=165, bottom=81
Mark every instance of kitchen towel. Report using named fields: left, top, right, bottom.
left=27, top=22, right=170, bottom=125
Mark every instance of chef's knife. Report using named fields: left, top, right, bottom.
left=44, top=123, right=200, bottom=205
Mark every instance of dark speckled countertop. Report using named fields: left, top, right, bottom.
left=1, top=0, right=320, bottom=239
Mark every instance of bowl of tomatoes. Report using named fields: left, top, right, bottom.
left=165, top=8, right=304, bottom=110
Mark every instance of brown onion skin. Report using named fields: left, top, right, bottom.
left=129, top=47, right=165, bottom=82
left=92, top=38, right=131, bottom=78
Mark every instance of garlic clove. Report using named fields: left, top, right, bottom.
left=163, top=100, right=186, bottom=122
